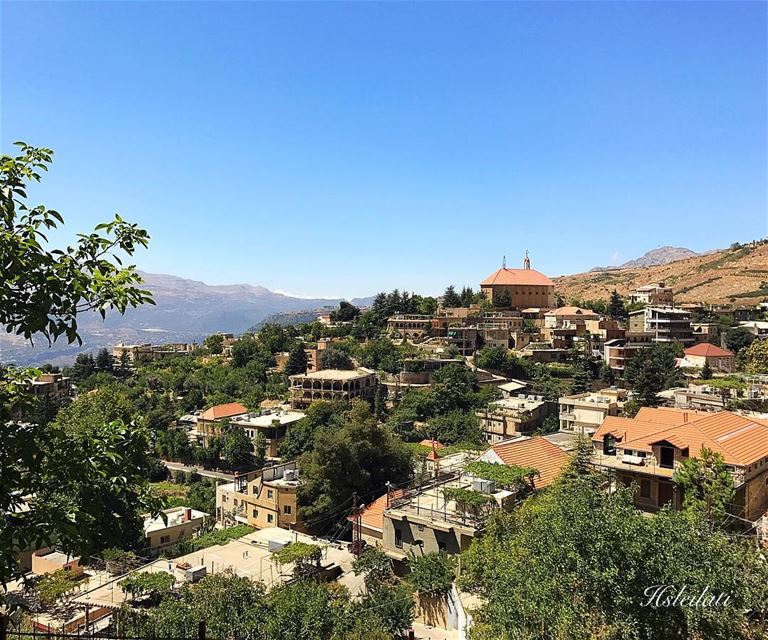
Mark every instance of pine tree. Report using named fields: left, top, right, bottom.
left=442, top=285, right=461, bottom=308
left=699, top=361, right=713, bottom=380
left=95, top=348, right=114, bottom=373
left=284, top=344, right=308, bottom=376
left=608, top=290, right=624, bottom=319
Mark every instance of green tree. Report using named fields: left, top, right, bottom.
left=95, top=347, right=114, bottom=373
left=570, top=367, right=590, bottom=394
left=460, top=465, right=768, bottom=639
left=725, top=326, right=755, bottom=353
left=406, top=552, right=455, bottom=594
left=298, top=401, right=412, bottom=521
left=284, top=344, right=308, bottom=376
left=204, top=333, right=224, bottom=355
left=624, top=344, right=681, bottom=406
left=699, top=360, right=713, bottom=380
left=71, top=352, right=96, bottom=381
left=330, top=300, right=361, bottom=322
left=278, top=401, right=344, bottom=459
left=743, top=338, right=768, bottom=374
left=220, top=421, right=252, bottom=467
left=608, top=289, right=625, bottom=319
left=442, top=285, right=461, bottom=308
left=673, top=447, right=735, bottom=528
left=318, top=345, right=354, bottom=370
left=1, top=142, right=159, bottom=592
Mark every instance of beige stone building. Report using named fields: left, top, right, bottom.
left=679, top=343, right=735, bottom=373
left=628, top=307, right=694, bottom=345
left=476, top=396, right=555, bottom=443
left=288, top=368, right=377, bottom=409
left=480, top=253, right=555, bottom=309
left=216, top=461, right=302, bottom=531
left=230, top=409, right=306, bottom=457
left=629, top=283, right=674, bottom=307
left=386, top=314, right=433, bottom=341
left=143, top=506, right=208, bottom=550
left=112, top=342, right=198, bottom=362
left=591, top=408, right=768, bottom=520
left=558, top=389, right=627, bottom=434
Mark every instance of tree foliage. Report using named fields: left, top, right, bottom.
left=460, top=466, right=768, bottom=640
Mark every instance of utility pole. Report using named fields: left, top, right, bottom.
left=351, top=492, right=362, bottom=558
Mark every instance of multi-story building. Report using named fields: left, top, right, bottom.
left=112, top=342, right=198, bottom=362
left=591, top=408, right=768, bottom=520
left=543, top=306, right=600, bottom=329
left=480, top=253, right=555, bottom=309
left=739, top=321, right=768, bottom=340
left=288, top=368, right=377, bottom=409
left=143, top=506, right=208, bottom=550
left=216, top=461, right=302, bottom=531
left=603, top=332, right=655, bottom=371
left=386, top=314, right=433, bottom=341
left=194, top=402, right=248, bottom=445
left=381, top=474, right=505, bottom=562
left=679, top=343, right=735, bottom=373
left=476, top=396, right=555, bottom=443
left=558, top=389, right=627, bottom=434
left=445, top=326, right=479, bottom=356
left=629, top=283, right=674, bottom=307
left=628, top=307, right=694, bottom=345
left=229, top=409, right=306, bottom=457
left=28, top=372, right=72, bottom=404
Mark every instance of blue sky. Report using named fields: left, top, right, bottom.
left=2, top=1, right=766, bottom=298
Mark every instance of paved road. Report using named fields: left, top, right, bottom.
left=162, top=461, right=236, bottom=482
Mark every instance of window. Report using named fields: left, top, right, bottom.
left=267, top=514, right=274, bottom=523
left=394, top=527, right=403, bottom=549
left=267, top=490, right=274, bottom=499
left=603, top=435, right=616, bottom=456
left=659, top=446, right=675, bottom=469
left=640, top=479, right=651, bottom=499
left=160, top=535, right=170, bottom=545
left=283, top=505, right=292, bottom=515
left=417, top=524, right=424, bottom=532
left=253, top=509, right=258, bottom=518
left=437, top=541, right=447, bottom=552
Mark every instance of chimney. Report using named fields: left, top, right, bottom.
left=683, top=412, right=689, bottom=423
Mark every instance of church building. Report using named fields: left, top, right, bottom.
left=480, top=252, right=555, bottom=309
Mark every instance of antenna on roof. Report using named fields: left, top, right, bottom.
left=502, top=255, right=506, bottom=269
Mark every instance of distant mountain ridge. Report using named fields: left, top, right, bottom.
left=591, top=246, right=698, bottom=271
left=0, top=271, right=374, bottom=367
left=557, top=241, right=768, bottom=305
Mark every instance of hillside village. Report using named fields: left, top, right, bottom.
left=8, top=244, right=768, bottom=640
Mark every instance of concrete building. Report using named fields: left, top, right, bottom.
left=558, top=388, right=628, bottom=434
left=194, top=402, right=248, bottom=445
left=143, top=506, right=208, bottom=550
left=288, top=368, right=377, bottom=409
left=591, top=409, right=768, bottom=520
left=603, top=332, right=655, bottom=371
left=381, top=474, right=508, bottom=562
left=216, top=461, right=302, bottom=531
left=230, top=409, right=306, bottom=457
left=543, top=306, right=600, bottom=329
left=477, top=396, right=555, bottom=443
left=480, top=253, right=555, bottom=309
left=112, top=342, right=198, bottom=362
left=28, top=372, right=72, bottom=404
left=628, top=307, right=694, bottom=345
left=386, top=314, right=433, bottom=341
left=739, top=321, right=768, bottom=340
left=31, top=549, right=84, bottom=578
left=629, top=283, right=674, bottom=307
left=679, top=343, right=735, bottom=373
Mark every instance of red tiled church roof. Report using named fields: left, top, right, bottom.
left=480, top=268, right=554, bottom=287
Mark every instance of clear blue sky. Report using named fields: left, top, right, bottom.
left=2, top=1, right=766, bottom=298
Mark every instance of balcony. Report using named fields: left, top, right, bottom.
left=559, top=412, right=575, bottom=421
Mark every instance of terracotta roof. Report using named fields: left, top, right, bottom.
left=486, top=436, right=569, bottom=488
left=595, top=410, right=768, bottom=467
left=683, top=343, right=734, bottom=358
left=634, top=407, right=709, bottom=426
left=545, top=306, right=599, bottom=317
left=349, top=490, right=405, bottom=532
left=480, top=268, right=554, bottom=287
left=200, top=402, right=248, bottom=420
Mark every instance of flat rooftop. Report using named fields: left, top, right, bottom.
left=231, top=410, right=305, bottom=427
left=293, top=368, right=375, bottom=380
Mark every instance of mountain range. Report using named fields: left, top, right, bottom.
left=590, top=246, right=699, bottom=271
left=4, top=242, right=765, bottom=367
left=0, top=272, right=373, bottom=367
